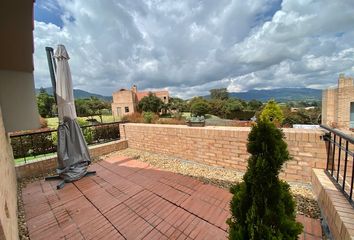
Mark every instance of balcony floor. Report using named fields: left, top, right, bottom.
left=22, top=155, right=322, bottom=239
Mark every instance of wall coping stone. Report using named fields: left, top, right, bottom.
left=312, top=168, right=354, bottom=240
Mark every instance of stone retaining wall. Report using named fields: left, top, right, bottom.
left=15, top=140, right=128, bottom=179
left=120, top=123, right=327, bottom=183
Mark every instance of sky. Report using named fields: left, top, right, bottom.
left=33, top=0, right=354, bottom=99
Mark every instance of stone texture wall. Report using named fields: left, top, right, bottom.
left=120, top=123, right=328, bottom=183
left=16, top=140, right=128, bottom=179
left=0, top=107, right=19, bottom=240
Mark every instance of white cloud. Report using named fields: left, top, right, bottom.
left=33, top=0, right=354, bottom=98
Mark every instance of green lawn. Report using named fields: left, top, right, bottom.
left=46, top=115, right=119, bottom=129
left=15, top=152, right=56, bottom=165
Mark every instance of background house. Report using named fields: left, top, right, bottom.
left=111, top=85, right=169, bottom=117
left=322, top=74, right=354, bottom=130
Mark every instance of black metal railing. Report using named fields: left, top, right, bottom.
left=321, top=124, right=354, bottom=207
left=10, top=121, right=124, bottom=164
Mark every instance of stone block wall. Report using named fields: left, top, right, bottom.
left=120, top=123, right=328, bottom=183
left=0, top=107, right=19, bottom=240
left=15, top=140, right=128, bottom=179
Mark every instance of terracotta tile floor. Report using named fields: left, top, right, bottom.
left=22, top=156, right=322, bottom=239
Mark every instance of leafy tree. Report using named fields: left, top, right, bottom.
left=75, top=98, right=90, bottom=117
left=259, top=99, right=284, bottom=124
left=210, top=88, right=229, bottom=100
left=209, top=99, right=225, bottom=117
left=228, top=120, right=303, bottom=239
left=223, top=99, right=244, bottom=119
left=138, top=92, right=164, bottom=113
left=169, top=97, right=188, bottom=112
left=75, top=97, right=110, bottom=121
left=247, top=99, right=263, bottom=111
left=190, top=98, right=210, bottom=116
left=86, top=97, right=109, bottom=116
left=283, top=107, right=321, bottom=126
left=37, top=88, right=55, bottom=117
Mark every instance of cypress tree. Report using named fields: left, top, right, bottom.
left=227, top=120, right=303, bottom=239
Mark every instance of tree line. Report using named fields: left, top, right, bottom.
left=37, top=87, right=321, bottom=125
left=36, top=88, right=111, bottom=118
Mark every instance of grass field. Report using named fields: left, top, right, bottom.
left=15, top=152, right=56, bottom=165
left=46, top=115, right=119, bottom=129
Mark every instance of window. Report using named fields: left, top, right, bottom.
left=125, top=107, right=129, bottom=113
left=163, top=96, right=167, bottom=100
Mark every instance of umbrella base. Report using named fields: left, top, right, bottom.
left=45, top=171, right=96, bottom=189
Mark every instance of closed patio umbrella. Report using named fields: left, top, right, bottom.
left=48, top=44, right=94, bottom=189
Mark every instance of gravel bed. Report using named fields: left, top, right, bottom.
left=107, top=148, right=321, bottom=219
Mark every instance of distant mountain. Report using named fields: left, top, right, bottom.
left=224, top=88, right=321, bottom=102
left=36, top=87, right=112, bottom=101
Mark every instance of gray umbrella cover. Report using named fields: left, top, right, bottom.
left=54, top=45, right=91, bottom=182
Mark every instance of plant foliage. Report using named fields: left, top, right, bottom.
left=138, top=92, right=164, bottom=113
left=190, top=98, right=210, bottom=116
left=227, top=120, right=303, bottom=239
left=259, top=99, right=284, bottom=124
left=37, top=88, right=55, bottom=117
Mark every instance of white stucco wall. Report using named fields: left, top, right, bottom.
left=0, top=70, right=40, bottom=132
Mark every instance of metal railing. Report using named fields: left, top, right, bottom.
left=321, top=124, right=354, bottom=207
left=10, top=121, right=124, bottom=164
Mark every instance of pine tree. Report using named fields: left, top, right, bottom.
left=227, top=120, right=303, bottom=239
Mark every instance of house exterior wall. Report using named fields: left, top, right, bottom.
left=111, top=90, right=137, bottom=117
left=322, top=75, right=354, bottom=130
left=120, top=123, right=327, bottom=183
left=0, top=0, right=39, bottom=132
left=154, top=91, right=169, bottom=104
left=0, top=71, right=40, bottom=132
left=0, top=107, right=19, bottom=240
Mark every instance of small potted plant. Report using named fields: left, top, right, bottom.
left=186, top=115, right=205, bottom=127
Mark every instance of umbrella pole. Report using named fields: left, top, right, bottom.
left=45, top=47, right=58, bottom=105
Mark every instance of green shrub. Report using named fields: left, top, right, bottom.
left=227, top=120, right=303, bottom=239
left=143, top=111, right=155, bottom=123
left=93, top=124, right=119, bottom=142
left=82, top=128, right=93, bottom=144
left=77, top=118, right=89, bottom=127
left=10, top=131, right=56, bottom=159
left=259, top=99, right=284, bottom=124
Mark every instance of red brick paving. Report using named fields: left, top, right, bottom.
left=22, top=156, right=322, bottom=239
